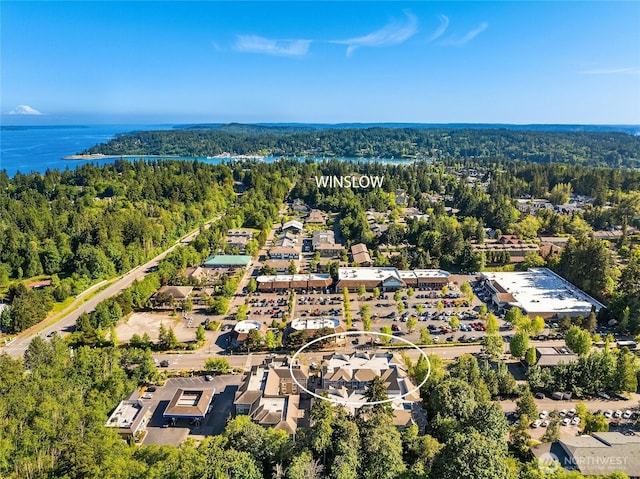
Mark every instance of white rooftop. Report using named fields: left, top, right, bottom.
left=106, top=400, right=145, bottom=429
left=398, top=269, right=450, bottom=279
left=338, top=267, right=401, bottom=281
left=482, top=268, right=604, bottom=316
left=234, top=320, right=262, bottom=334
left=257, top=273, right=330, bottom=283
left=325, top=352, right=392, bottom=373
left=291, top=317, right=340, bottom=331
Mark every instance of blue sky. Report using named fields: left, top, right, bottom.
left=1, top=1, right=639, bottom=124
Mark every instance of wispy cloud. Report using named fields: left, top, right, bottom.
left=331, top=10, right=418, bottom=57
left=579, top=67, right=639, bottom=75
left=442, top=22, right=488, bottom=46
left=428, top=15, right=449, bottom=42
left=234, top=35, right=311, bottom=57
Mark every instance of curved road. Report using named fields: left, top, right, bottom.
left=1, top=217, right=219, bottom=359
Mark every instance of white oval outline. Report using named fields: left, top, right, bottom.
left=289, top=330, right=431, bottom=407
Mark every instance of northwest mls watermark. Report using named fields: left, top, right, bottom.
left=314, top=175, right=384, bottom=189
left=538, top=452, right=629, bottom=474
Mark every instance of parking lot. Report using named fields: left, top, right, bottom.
left=141, top=375, right=244, bottom=446
left=501, top=394, right=640, bottom=441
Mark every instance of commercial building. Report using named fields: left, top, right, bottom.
left=534, top=347, right=579, bottom=367
left=312, top=230, right=344, bottom=257
left=398, top=269, right=451, bottom=289
left=290, top=317, right=345, bottom=334
left=234, top=357, right=309, bottom=436
left=106, top=400, right=151, bottom=441
left=256, top=273, right=332, bottom=292
left=337, top=267, right=404, bottom=291
left=163, top=388, right=215, bottom=420
left=203, top=255, right=252, bottom=270
left=479, top=268, right=604, bottom=318
left=268, top=246, right=301, bottom=260
left=225, top=228, right=254, bottom=252
left=232, top=320, right=268, bottom=346
left=153, top=285, right=194, bottom=307
left=531, top=433, right=640, bottom=478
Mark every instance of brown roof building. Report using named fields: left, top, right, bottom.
left=256, top=274, right=332, bottom=291
left=351, top=243, right=372, bottom=266
left=163, top=388, right=215, bottom=419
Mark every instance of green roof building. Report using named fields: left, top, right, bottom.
left=203, top=255, right=252, bottom=269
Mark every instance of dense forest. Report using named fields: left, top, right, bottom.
left=82, top=125, right=640, bottom=167
left=0, top=159, right=296, bottom=333
left=1, top=338, right=636, bottom=479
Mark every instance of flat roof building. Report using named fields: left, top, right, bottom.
left=203, top=255, right=252, bottom=269
left=256, top=273, right=332, bottom=291
left=535, top=346, right=579, bottom=367
left=290, top=317, right=341, bottom=331
left=163, top=388, right=215, bottom=419
left=480, top=268, right=604, bottom=318
left=337, top=267, right=404, bottom=291
left=106, top=400, right=151, bottom=440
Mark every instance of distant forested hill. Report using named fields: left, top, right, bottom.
left=83, top=125, right=640, bottom=167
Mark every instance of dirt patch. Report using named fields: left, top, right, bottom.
left=116, top=312, right=196, bottom=343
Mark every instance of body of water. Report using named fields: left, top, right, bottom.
left=0, top=124, right=179, bottom=177
left=2, top=123, right=638, bottom=177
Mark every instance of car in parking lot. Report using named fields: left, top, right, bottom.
left=159, top=360, right=170, bottom=367
left=562, top=418, right=571, bottom=426
left=604, top=410, right=613, bottom=418
left=531, top=419, right=541, bottom=428
left=539, top=411, right=548, bottom=420
left=614, top=410, right=623, bottom=418
left=622, top=410, right=632, bottom=419
left=571, top=417, right=580, bottom=426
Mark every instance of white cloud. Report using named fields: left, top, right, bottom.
left=442, top=22, right=488, bottom=46
left=331, top=10, right=418, bottom=57
left=234, top=35, right=311, bottom=57
left=579, top=67, right=639, bottom=75
left=428, top=15, right=449, bottom=42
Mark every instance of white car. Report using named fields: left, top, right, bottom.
left=539, top=411, right=548, bottom=420
left=571, top=417, right=580, bottom=426
left=559, top=409, right=568, bottom=417
left=604, top=410, right=613, bottom=418
left=568, top=408, right=576, bottom=418
left=622, top=410, right=632, bottom=419
left=141, top=392, right=154, bottom=400
left=614, top=410, right=623, bottom=418
left=562, top=418, right=571, bottom=426
left=541, top=420, right=550, bottom=427
left=531, top=419, right=541, bottom=428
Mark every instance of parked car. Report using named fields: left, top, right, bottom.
left=160, top=360, right=169, bottom=367
left=604, top=410, right=613, bottom=418
left=539, top=411, right=548, bottom=420
left=571, top=417, right=580, bottom=426
left=622, top=410, right=632, bottom=419
left=531, top=419, right=541, bottom=428
left=562, top=418, right=571, bottom=426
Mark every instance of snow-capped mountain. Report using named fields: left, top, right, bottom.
left=7, top=105, right=44, bottom=115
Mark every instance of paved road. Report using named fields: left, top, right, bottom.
left=152, top=339, right=568, bottom=372
left=1, top=217, right=219, bottom=359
